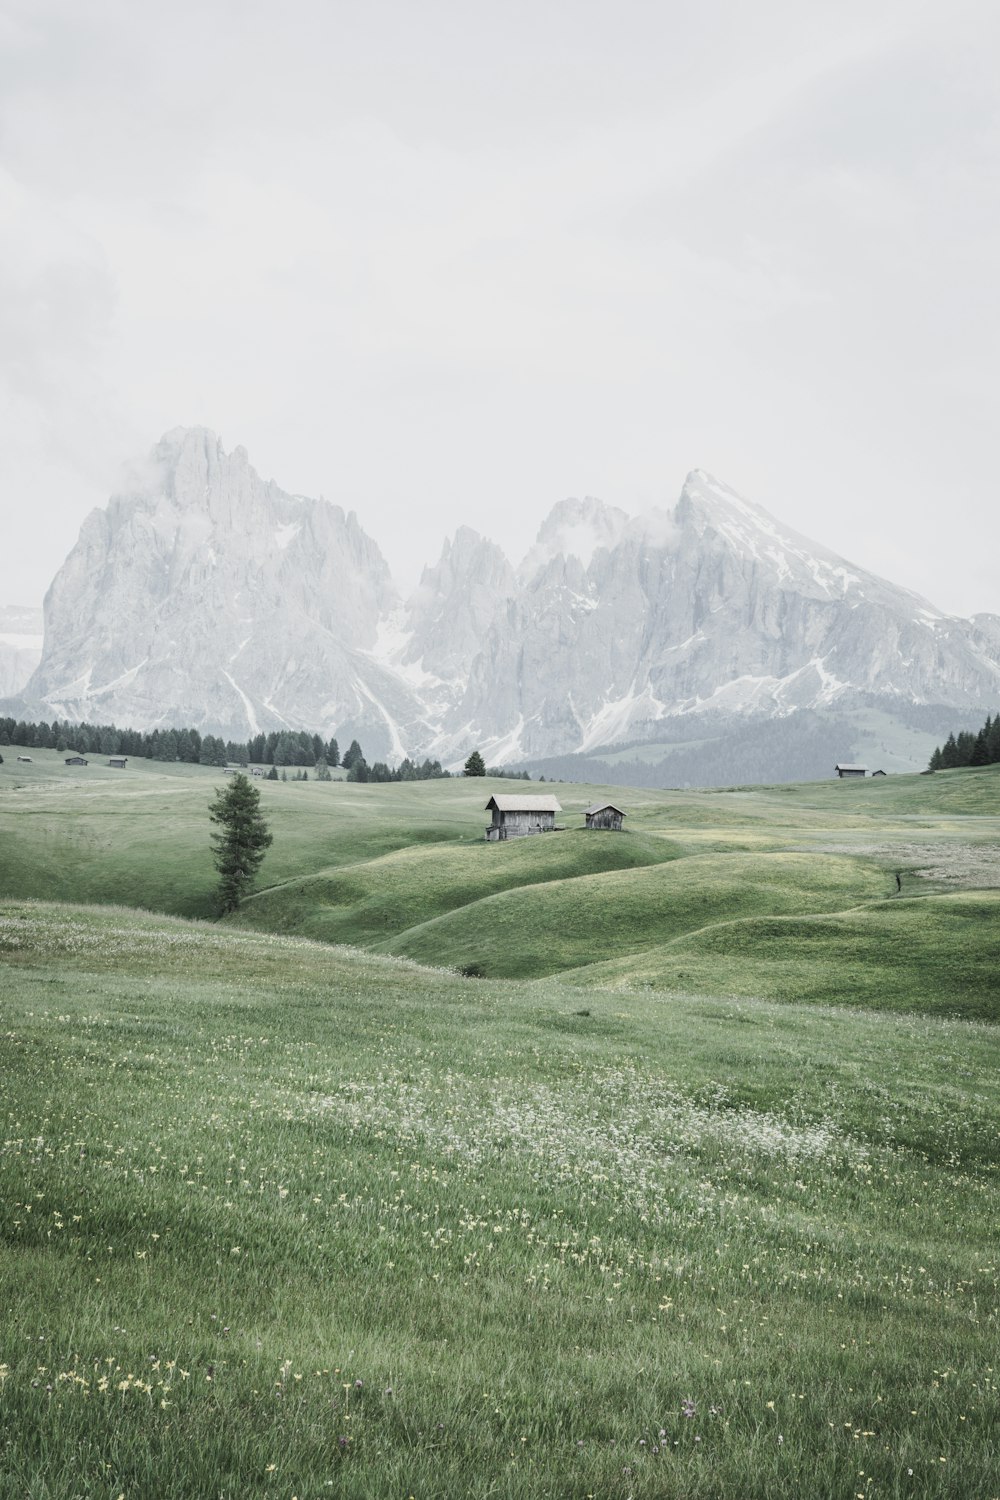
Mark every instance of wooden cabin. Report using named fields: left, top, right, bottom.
left=485, top=794, right=562, bottom=841
left=871, top=768, right=887, bottom=777
left=64, top=755, right=88, bottom=766
left=584, top=800, right=626, bottom=831
left=108, top=757, right=127, bottom=769
left=835, top=763, right=867, bottom=778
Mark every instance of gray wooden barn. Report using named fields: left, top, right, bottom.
left=584, top=800, right=626, bottom=831
left=835, top=763, right=868, bottom=778
left=485, top=794, right=562, bottom=841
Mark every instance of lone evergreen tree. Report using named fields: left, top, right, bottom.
left=208, top=773, right=273, bottom=913
left=464, top=748, right=486, bottom=777
left=342, top=739, right=364, bottom=770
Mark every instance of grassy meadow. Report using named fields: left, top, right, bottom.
left=1, top=747, right=998, bottom=1497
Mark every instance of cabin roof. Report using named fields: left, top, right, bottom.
left=485, top=794, right=562, bottom=813
left=584, top=801, right=627, bottom=817
left=835, top=763, right=868, bottom=772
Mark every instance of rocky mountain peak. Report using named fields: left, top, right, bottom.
left=10, top=430, right=1000, bottom=776
left=402, top=526, right=515, bottom=683
left=21, top=429, right=419, bottom=750
left=520, top=495, right=629, bottom=580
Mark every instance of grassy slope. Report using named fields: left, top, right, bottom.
left=558, top=889, right=1000, bottom=1020
left=382, top=851, right=890, bottom=979
left=236, top=828, right=683, bottom=947
left=1, top=901, right=997, bottom=1499
left=0, top=751, right=480, bottom=917
left=3, top=749, right=999, bottom=1018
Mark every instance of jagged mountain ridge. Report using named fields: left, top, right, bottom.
left=15, top=428, right=1000, bottom=765
left=24, top=429, right=434, bottom=751
left=438, top=470, right=1000, bottom=762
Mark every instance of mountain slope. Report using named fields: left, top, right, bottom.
left=437, top=471, right=1000, bottom=763
left=23, top=428, right=434, bottom=754
left=14, top=431, right=1000, bottom=776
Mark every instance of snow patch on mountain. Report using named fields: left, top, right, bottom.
left=221, top=671, right=261, bottom=735
left=12, top=435, right=1000, bottom=769
left=274, top=523, right=300, bottom=551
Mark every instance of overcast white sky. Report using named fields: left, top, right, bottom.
left=2, top=0, right=998, bottom=615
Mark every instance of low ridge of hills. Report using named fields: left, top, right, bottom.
left=6, top=427, right=999, bottom=783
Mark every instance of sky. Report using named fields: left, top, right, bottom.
left=1, top=0, right=998, bottom=616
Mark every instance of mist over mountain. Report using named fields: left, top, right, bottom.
left=0, top=606, right=44, bottom=699
left=8, top=428, right=1000, bottom=781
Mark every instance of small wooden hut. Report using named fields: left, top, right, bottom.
left=835, top=763, right=867, bottom=778
left=485, top=794, right=562, bottom=841
left=108, top=757, right=127, bottom=769
left=64, top=755, right=88, bottom=766
left=584, top=800, right=626, bottom=831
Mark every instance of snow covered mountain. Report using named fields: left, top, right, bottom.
left=15, top=430, right=1000, bottom=768
left=436, top=470, right=1000, bottom=763
left=22, top=428, right=434, bottom=754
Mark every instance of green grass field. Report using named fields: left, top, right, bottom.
left=1, top=749, right=998, bottom=1496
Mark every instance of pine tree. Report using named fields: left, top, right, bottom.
left=988, top=714, right=1000, bottom=764
left=464, top=748, right=486, bottom=777
left=208, top=773, right=273, bottom=913
left=969, top=729, right=990, bottom=766
left=342, top=739, right=363, bottom=770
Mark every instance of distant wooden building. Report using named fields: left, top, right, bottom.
left=64, top=755, right=88, bottom=766
left=108, top=757, right=127, bottom=769
left=835, top=763, right=867, bottom=778
left=485, top=794, right=562, bottom=841
left=16, top=755, right=32, bottom=763
left=584, top=800, right=626, bottom=831
left=871, top=768, right=887, bottom=777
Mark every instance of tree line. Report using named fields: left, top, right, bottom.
left=342, top=750, right=529, bottom=782
left=0, top=715, right=448, bottom=779
left=0, top=714, right=342, bottom=766
left=0, top=714, right=531, bottom=784
left=928, top=712, right=1000, bottom=770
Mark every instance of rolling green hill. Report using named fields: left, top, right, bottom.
left=558, top=888, right=1000, bottom=1020
left=2, top=749, right=999, bottom=1496
left=236, top=827, right=683, bottom=947
left=381, top=850, right=889, bottom=979
left=2, top=748, right=998, bottom=1020
left=1, top=899, right=997, bottom=1498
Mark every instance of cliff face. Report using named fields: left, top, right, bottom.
left=27, top=427, right=433, bottom=753
left=428, top=470, right=1000, bottom=761
left=21, top=432, right=1000, bottom=765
